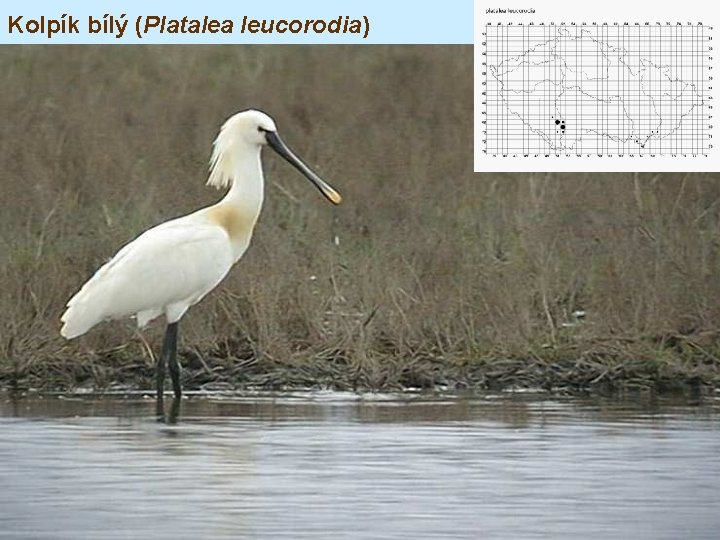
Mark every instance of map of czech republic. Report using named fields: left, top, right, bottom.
left=483, top=23, right=711, bottom=157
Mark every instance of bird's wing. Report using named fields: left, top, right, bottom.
left=61, top=218, right=234, bottom=338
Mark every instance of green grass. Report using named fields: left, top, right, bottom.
left=1, top=46, right=719, bottom=393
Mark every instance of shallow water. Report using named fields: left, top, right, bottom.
left=1, top=391, right=719, bottom=539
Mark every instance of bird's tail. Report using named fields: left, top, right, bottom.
left=60, top=304, right=99, bottom=339
left=60, top=281, right=108, bottom=339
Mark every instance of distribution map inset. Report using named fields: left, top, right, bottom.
left=484, top=23, right=710, bottom=157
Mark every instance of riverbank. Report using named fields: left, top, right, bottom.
left=3, top=332, right=718, bottom=395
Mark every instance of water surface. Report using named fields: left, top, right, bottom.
left=1, top=391, right=719, bottom=539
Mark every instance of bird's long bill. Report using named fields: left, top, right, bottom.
left=265, top=131, right=342, bottom=205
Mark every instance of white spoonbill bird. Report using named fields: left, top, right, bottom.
left=60, top=109, right=342, bottom=402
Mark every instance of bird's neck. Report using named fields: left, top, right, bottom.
left=220, top=145, right=265, bottom=222
left=204, top=145, right=265, bottom=262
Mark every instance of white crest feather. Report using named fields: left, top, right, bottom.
left=207, top=119, right=236, bottom=189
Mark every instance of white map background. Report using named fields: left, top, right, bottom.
left=486, top=25, right=706, bottom=155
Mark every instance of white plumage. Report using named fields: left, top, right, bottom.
left=60, top=219, right=234, bottom=338
left=60, top=109, right=341, bottom=402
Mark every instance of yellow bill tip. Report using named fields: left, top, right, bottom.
left=327, top=189, right=343, bottom=205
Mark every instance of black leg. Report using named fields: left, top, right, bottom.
left=165, top=322, right=182, bottom=399
left=156, top=336, right=166, bottom=416
left=167, top=396, right=181, bottom=424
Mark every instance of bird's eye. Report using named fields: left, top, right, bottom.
left=258, top=126, right=267, bottom=133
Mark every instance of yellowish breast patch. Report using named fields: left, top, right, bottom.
left=206, top=204, right=254, bottom=244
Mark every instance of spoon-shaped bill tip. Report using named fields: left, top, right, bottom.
left=320, top=183, right=343, bottom=205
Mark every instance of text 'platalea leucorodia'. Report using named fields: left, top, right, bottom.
left=60, top=110, right=342, bottom=406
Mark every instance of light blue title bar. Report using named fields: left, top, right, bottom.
left=0, top=1, right=473, bottom=44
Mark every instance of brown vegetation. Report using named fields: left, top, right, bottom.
left=1, top=46, right=719, bottom=393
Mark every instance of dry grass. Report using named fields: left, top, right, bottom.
left=1, top=46, right=719, bottom=393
